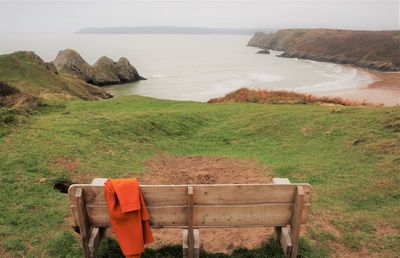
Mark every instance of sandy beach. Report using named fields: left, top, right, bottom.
left=360, top=69, right=400, bottom=106
left=367, top=70, right=400, bottom=90
left=318, top=67, right=400, bottom=106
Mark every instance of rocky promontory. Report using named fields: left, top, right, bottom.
left=52, top=49, right=144, bottom=86
left=0, top=51, right=112, bottom=105
left=248, top=29, right=400, bottom=71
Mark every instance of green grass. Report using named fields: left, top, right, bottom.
left=95, top=236, right=327, bottom=258
left=0, top=95, right=399, bottom=257
left=0, top=51, right=108, bottom=101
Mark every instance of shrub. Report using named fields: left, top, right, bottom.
left=208, top=88, right=378, bottom=107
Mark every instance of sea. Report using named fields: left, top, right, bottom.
left=1, top=33, right=398, bottom=105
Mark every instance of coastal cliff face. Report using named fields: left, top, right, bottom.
left=53, top=49, right=144, bottom=86
left=248, top=29, right=400, bottom=71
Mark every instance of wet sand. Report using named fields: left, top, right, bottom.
left=357, top=69, right=400, bottom=106
left=367, top=70, right=400, bottom=90
left=316, top=67, right=400, bottom=106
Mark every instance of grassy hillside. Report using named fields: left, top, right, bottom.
left=0, top=95, right=399, bottom=257
left=0, top=51, right=110, bottom=102
left=248, top=29, right=400, bottom=71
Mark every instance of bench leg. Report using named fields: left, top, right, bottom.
left=75, top=188, right=91, bottom=258
left=183, top=229, right=200, bottom=258
left=88, top=227, right=104, bottom=258
left=290, top=186, right=305, bottom=258
left=272, top=177, right=294, bottom=257
left=274, top=226, right=292, bottom=257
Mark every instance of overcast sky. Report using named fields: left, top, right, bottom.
left=0, top=0, right=398, bottom=33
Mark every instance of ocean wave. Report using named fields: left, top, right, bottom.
left=247, top=73, right=284, bottom=82
left=149, top=74, right=167, bottom=79
left=297, top=67, right=375, bottom=93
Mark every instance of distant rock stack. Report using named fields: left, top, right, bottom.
left=52, top=49, right=145, bottom=86
left=52, top=49, right=93, bottom=81
left=256, top=49, right=270, bottom=54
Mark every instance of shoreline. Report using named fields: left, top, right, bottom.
left=317, top=65, right=400, bottom=106
left=364, top=69, right=400, bottom=90
left=357, top=67, right=400, bottom=106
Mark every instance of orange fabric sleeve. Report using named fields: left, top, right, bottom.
left=104, top=178, right=154, bottom=258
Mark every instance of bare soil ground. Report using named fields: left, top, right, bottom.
left=139, top=155, right=273, bottom=254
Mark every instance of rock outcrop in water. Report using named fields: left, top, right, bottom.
left=256, top=49, right=270, bottom=54
left=52, top=49, right=144, bottom=86
left=248, top=29, right=400, bottom=71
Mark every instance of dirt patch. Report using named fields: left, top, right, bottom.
left=139, top=155, right=272, bottom=254
left=141, top=155, right=272, bottom=185
left=51, top=157, right=80, bottom=172
left=376, top=225, right=398, bottom=236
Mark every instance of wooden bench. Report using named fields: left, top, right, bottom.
left=68, top=178, right=312, bottom=258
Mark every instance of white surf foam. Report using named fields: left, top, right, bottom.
left=248, top=73, right=284, bottom=82
left=298, top=66, right=375, bottom=93
left=149, top=74, right=167, bottom=79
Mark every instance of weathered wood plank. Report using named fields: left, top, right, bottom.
left=193, top=184, right=311, bottom=205
left=75, top=188, right=91, bottom=258
left=274, top=226, right=292, bottom=257
left=183, top=229, right=200, bottom=258
left=91, top=178, right=107, bottom=185
left=272, top=178, right=291, bottom=184
left=187, top=186, right=194, bottom=258
left=193, top=204, right=296, bottom=227
left=71, top=203, right=310, bottom=228
left=68, top=184, right=312, bottom=207
left=290, top=186, right=304, bottom=258
left=273, top=177, right=293, bottom=257
left=69, top=184, right=189, bottom=206
left=88, top=227, right=103, bottom=258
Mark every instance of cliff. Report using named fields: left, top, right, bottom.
left=248, top=29, right=400, bottom=71
left=53, top=49, right=144, bottom=86
left=0, top=51, right=111, bottom=108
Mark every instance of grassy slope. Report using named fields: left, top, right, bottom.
left=0, top=96, right=399, bottom=257
left=0, top=51, right=109, bottom=101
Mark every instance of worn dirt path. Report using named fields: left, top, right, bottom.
left=139, top=155, right=273, bottom=254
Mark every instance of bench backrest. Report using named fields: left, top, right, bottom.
left=68, top=183, right=312, bottom=228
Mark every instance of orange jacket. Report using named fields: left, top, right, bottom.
left=104, top=178, right=154, bottom=258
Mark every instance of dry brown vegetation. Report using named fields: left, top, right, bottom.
left=208, top=88, right=379, bottom=106
left=0, top=81, right=43, bottom=109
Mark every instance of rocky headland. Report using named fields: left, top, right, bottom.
left=248, top=29, right=400, bottom=71
left=0, top=51, right=111, bottom=107
left=52, top=49, right=145, bottom=86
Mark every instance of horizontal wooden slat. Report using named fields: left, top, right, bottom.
left=193, top=184, right=312, bottom=205
left=69, top=184, right=189, bottom=206
left=141, top=186, right=189, bottom=206
left=68, top=184, right=312, bottom=207
left=70, top=203, right=310, bottom=228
